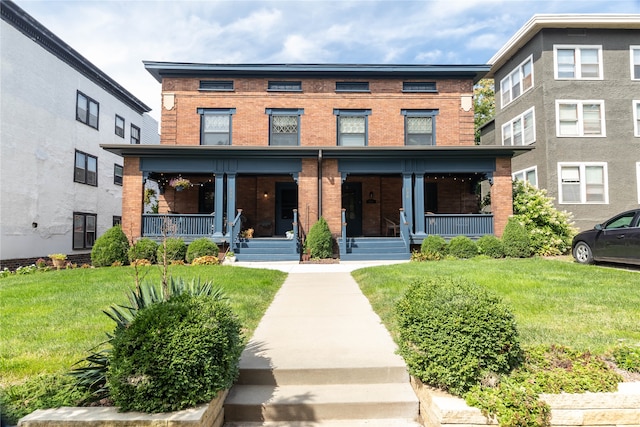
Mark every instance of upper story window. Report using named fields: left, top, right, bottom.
left=115, top=115, right=125, bottom=138
left=402, top=109, right=439, bottom=146
left=634, top=101, right=640, bottom=137
left=500, top=55, right=533, bottom=108
left=73, top=212, right=96, bottom=250
left=554, top=45, right=603, bottom=80
left=74, top=150, right=97, bottom=186
left=335, top=82, right=369, bottom=92
left=268, top=81, right=302, bottom=91
left=334, top=109, right=371, bottom=146
left=130, top=124, right=140, bottom=144
left=199, top=80, right=234, bottom=91
left=502, top=107, right=535, bottom=146
left=76, top=91, right=99, bottom=129
left=513, top=166, right=538, bottom=188
left=114, top=164, right=123, bottom=186
left=558, top=162, right=607, bottom=204
left=403, top=82, right=437, bottom=92
left=198, top=108, right=236, bottom=145
left=631, top=46, right=640, bottom=80
left=266, top=108, right=303, bottom=146
left=556, top=100, right=605, bottom=137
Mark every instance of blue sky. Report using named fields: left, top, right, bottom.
left=14, top=0, right=640, bottom=121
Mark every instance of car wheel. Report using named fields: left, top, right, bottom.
left=573, top=241, right=594, bottom=264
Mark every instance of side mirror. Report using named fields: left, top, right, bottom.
left=594, top=224, right=603, bottom=231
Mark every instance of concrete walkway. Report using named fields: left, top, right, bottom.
left=224, top=260, right=420, bottom=426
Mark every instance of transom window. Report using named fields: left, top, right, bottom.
left=266, top=108, right=303, bottom=146
left=73, top=212, right=96, bottom=249
left=558, top=163, right=608, bottom=204
left=335, top=82, right=369, bottom=92
left=402, top=109, right=439, bottom=145
left=512, top=166, right=538, bottom=187
left=268, top=81, right=302, bottom=91
left=115, top=115, right=125, bottom=138
left=500, top=55, right=533, bottom=107
left=631, top=46, right=640, bottom=80
left=199, top=80, right=234, bottom=91
left=74, top=150, right=97, bottom=186
left=502, top=108, right=535, bottom=146
left=334, top=109, right=371, bottom=146
left=556, top=100, right=605, bottom=137
left=634, top=100, right=640, bottom=137
left=114, top=164, right=123, bottom=186
left=130, top=124, right=140, bottom=144
left=76, top=91, right=99, bottom=129
left=198, top=108, right=236, bottom=145
left=403, top=82, right=437, bottom=92
left=554, top=45, right=603, bottom=79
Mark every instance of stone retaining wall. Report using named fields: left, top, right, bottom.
left=411, top=377, right=640, bottom=427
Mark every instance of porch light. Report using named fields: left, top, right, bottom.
left=263, top=191, right=268, bottom=198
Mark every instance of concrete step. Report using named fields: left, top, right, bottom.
left=225, top=420, right=422, bottom=426
left=224, top=383, right=419, bottom=422
left=236, top=366, right=409, bottom=386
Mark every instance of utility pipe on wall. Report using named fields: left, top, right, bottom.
left=318, top=149, right=323, bottom=217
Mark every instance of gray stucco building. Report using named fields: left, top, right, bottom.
left=481, top=14, right=640, bottom=231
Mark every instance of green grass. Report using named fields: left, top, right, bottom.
left=353, top=258, right=640, bottom=354
left=0, top=265, right=286, bottom=386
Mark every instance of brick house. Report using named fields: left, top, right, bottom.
left=104, top=63, right=530, bottom=261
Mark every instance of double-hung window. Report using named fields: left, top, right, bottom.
left=198, top=108, right=236, bottom=145
left=334, top=109, right=370, bottom=146
left=634, top=100, right=640, bottom=137
left=74, top=150, right=97, bottom=186
left=556, top=100, right=605, bottom=137
left=558, top=163, right=608, bottom=204
left=631, top=46, right=640, bottom=80
left=115, top=115, right=125, bottom=138
left=73, top=212, right=96, bottom=249
left=554, top=45, right=603, bottom=79
left=266, top=109, right=303, bottom=146
left=114, top=164, right=123, bottom=186
left=512, top=166, right=538, bottom=187
left=402, top=109, right=438, bottom=145
left=130, top=124, right=140, bottom=144
left=502, top=108, right=535, bottom=145
left=500, top=55, right=533, bottom=107
left=76, top=91, right=99, bottom=129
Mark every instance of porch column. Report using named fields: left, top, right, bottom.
left=214, top=174, right=224, bottom=237
left=226, top=173, right=237, bottom=236
left=413, top=174, right=425, bottom=234
left=402, top=173, right=413, bottom=232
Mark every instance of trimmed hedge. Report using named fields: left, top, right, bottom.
left=420, top=235, right=448, bottom=260
left=91, top=226, right=130, bottom=267
left=305, top=217, right=333, bottom=259
left=186, top=238, right=219, bottom=263
left=447, top=236, right=478, bottom=259
left=156, top=238, right=187, bottom=263
left=128, top=238, right=158, bottom=263
left=476, top=235, right=504, bottom=258
left=502, top=217, right=531, bottom=258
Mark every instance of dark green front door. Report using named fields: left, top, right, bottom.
left=275, top=182, right=297, bottom=236
left=342, top=182, right=363, bottom=237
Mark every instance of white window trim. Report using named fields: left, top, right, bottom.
left=631, top=46, right=640, bottom=81
left=634, top=100, right=640, bottom=137
left=555, top=100, right=606, bottom=138
left=512, top=165, right=538, bottom=188
left=501, top=107, right=536, bottom=146
left=557, top=162, right=609, bottom=205
left=637, top=162, right=640, bottom=204
left=500, top=55, right=534, bottom=109
left=553, top=45, right=603, bottom=80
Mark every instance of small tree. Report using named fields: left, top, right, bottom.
left=91, top=226, right=130, bottom=267
left=502, top=217, right=531, bottom=258
left=304, top=217, right=333, bottom=259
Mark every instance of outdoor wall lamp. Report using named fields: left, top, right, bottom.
left=263, top=191, right=268, bottom=198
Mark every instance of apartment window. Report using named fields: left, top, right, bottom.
left=335, top=82, right=369, bottom=92
left=266, top=108, right=303, bottom=146
left=198, top=108, right=236, bottom=145
left=402, top=109, right=439, bottom=145
left=74, top=150, right=97, bottom=186
left=76, top=91, right=99, bottom=129
left=403, top=82, right=437, bottom=92
left=199, top=80, right=234, bottom=91
left=115, top=115, right=125, bottom=138
left=502, top=108, right=535, bottom=145
left=512, top=166, right=538, bottom=187
left=558, top=163, right=607, bottom=204
left=334, top=109, right=370, bottom=146
left=556, top=100, right=605, bottom=137
left=130, top=124, right=140, bottom=144
left=634, top=101, right=640, bottom=137
left=113, top=216, right=122, bottom=226
left=268, top=81, right=302, bottom=91
left=554, top=45, right=602, bottom=79
left=114, top=164, right=123, bottom=186
left=73, top=212, right=96, bottom=249
left=631, top=46, right=640, bottom=80
left=500, top=55, right=533, bottom=107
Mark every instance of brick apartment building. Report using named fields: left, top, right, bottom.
left=103, top=64, right=530, bottom=261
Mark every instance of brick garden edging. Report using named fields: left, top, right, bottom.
left=18, top=390, right=227, bottom=427
left=411, top=377, right=640, bottom=427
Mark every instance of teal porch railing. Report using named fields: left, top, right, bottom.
left=424, top=214, right=493, bottom=237
left=142, top=214, right=216, bottom=238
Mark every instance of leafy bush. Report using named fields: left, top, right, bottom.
left=128, top=238, right=158, bottom=263
left=447, top=236, right=478, bottom=259
left=305, top=217, right=333, bottom=259
left=477, top=235, right=504, bottom=258
left=156, top=237, right=187, bottom=263
left=420, top=235, right=448, bottom=260
left=186, top=238, right=219, bottom=263
left=512, top=181, right=576, bottom=256
left=192, top=255, right=220, bottom=265
left=131, top=259, right=152, bottom=267
left=395, top=277, right=522, bottom=396
left=91, top=226, right=130, bottom=267
left=502, top=217, right=531, bottom=258
left=613, top=345, right=640, bottom=373
left=107, top=293, right=243, bottom=413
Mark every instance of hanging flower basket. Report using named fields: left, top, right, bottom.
left=169, top=177, right=191, bottom=191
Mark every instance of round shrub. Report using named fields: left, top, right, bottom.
left=447, top=236, right=478, bottom=259
left=107, top=293, right=243, bottom=413
left=476, top=235, right=504, bottom=258
left=305, top=217, right=333, bottom=259
left=191, top=255, right=220, bottom=265
left=128, top=238, right=158, bottom=263
left=395, top=277, right=522, bottom=396
left=186, top=238, right=219, bottom=263
left=420, top=235, right=448, bottom=260
left=156, top=238, right=187, bottom=263
left=91, top=226, right=130, bottom=267
left=502, top=217, right=532, bottom=258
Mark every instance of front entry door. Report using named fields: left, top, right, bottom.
left=342, top=182, right=363, bottom=237
left=275, top=182, right=298, bottom=236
